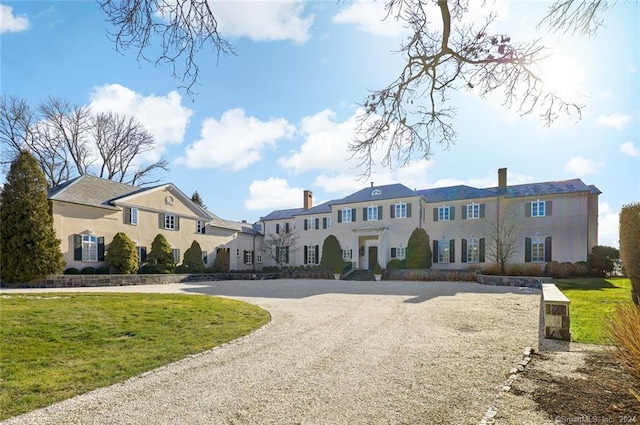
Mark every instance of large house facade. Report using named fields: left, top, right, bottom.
left=259, top=168, right=600, bottom=271
left=48, top=168, right=599, bottom=273
left=48, top=175, right=260, bottom=271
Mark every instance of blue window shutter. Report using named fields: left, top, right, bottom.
left=175, top=216, right=180, bottom=231
left=141, top=247, right=147, bottom=262
left=433, top=240, right=439, bottom=263
left=337, top=212, right=342, bottom=223
left=525, top=237, right=532, bottom=262
left=159, top=213, right=164, bottom=229
left=315, top=245, right=319, bottom=264
left=304, top=246, right=308, bottom=264
left=391, top=248, right=396, bottom=258
left=461, top=206, right=467, bottom=220
left=378, top=206, right=383, bottom=220
left=363, top=208, right=367, bottom=221
left=276, top=223, right=280, bottom=234
left=352, top=208, right=356, bottom=222
left=433, top=208, right=438, bottom=222
left=480, top=204, right=486, bottom=218
left=449, top=239, right=455, bottom=263
left=450, top=207, right=455, bottom=221
left=315, top=218, right=319, bottom=229
left=390, top=205, right=395, bottom=219
left=546, top=201, right=553, bottom=216
left=124, top=207, right=131, bottom=224
left=285, top=246, right=289, bottom=263
left=407, top=203, right=412, bottom=217
left=525, top=203, right=531, bottom=217
left=323, top=217, right=327, bottom=229
left=479, top=238, right=485, bottom=263
left=461, top=239, right=467, bottom=263
left=74, top=234, right=82, bottom=260
left=98, top=237, right=105, bottom=261
left=285, top=222, right=290, bottom=233
left=304, top=219, right=308, bottom=230
left=545, top=236, right=552, bottom=262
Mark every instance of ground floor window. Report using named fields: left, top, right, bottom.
left=82, top=235, right=98, bottom=262
left=342, top=249, right=353, bottom=260
left=438, top=242, right=450, bottom=264
left=531, top=236, right=545, bottom=263
left=172, top=248, right=181, bottom=264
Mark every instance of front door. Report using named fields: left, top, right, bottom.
left=368, top=246, right=378, bottom=270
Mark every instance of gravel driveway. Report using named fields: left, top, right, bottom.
left=2, top=280, right=541, bottom=425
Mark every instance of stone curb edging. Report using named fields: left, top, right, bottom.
left=479, top=346, right=534, bottom=425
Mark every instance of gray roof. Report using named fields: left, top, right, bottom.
left=260, top=207, right=305, bottom=221
left=588, top=184, right=602, bottom=195
left=417, top=185, right=496, bottom=203
left=297, top=200, right=334, bottom=216
left=330, top=184, right=417, bottom=206
left=207, top=211, right=261, bottom=234
left=495, top=179, right=594, bottom=198
left=48, top=175, right=139, bottom=209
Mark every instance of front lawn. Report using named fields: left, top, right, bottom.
left=554, top=278, right=634, bottom=344
left=0, top=293, right=269, bottom=420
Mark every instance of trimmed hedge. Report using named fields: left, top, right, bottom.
left=81, top=267, right=96, bottom=275
left=620, top=202, right=640, bottom=305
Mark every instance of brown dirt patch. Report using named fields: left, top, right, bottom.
left=519, top=351, right=640, bottom=424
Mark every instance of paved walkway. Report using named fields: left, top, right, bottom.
left=2, top=280, right=541, bottom=424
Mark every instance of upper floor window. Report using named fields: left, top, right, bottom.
left=532, top=200, right=545, bottom=217
left=341, top=208, right=353, bottom=223
left=124, top=207, right=138, bottom=225
left=438, top=206, right=450, bottom=221
left=306, top=218, right=316, bottom=230
left=467, top=203, right=479, bottom=220
left=371, top=189, right=382, bottom=196
left=395, top=203, right=407, bottom=219
left=196, top=219, right=205, bottom=234
left=367, top=205, right=379, bottom=221
left=324, top=217, right=332, bottom=229
left=161, top=213, right=178, bottom=230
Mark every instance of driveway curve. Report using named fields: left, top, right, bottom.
left=2, top=280, right=540, bottom=425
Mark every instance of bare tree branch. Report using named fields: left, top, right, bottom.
left=485, top=214, right=520, bottom=275
left=98, top=0, right=235, bottom=95
left=540, top=0, right=612, bottom=36
left=260, top=230, right=300, bottom=269
left=352, top=0, right=584, bottom=177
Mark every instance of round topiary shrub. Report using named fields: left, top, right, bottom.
left=97, top=265, right=110, bottom=274
left=137, top=264, right=157, bottom=274
left=406, top=228, right=432, bottom=269
left=64, top=267, right=80, bottom=275
left=81, top=267, right=96, bottom=275
left=386, top=259, right=406, bottom=270
left=180, top=240, right=205, bottom=273
left=106, top=232, right=139, bottom=274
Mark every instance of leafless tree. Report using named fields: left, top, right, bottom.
left=485, top=214, right=520, bottom=275
left=99, top=0, right=235, bottom=95
left=1, top=95, right=168, bottom=187
left=92, top=112, right=168, bottom=185
left=260, top=230, right=300, bottom=269
left=539, top=0, right=612, bottom=36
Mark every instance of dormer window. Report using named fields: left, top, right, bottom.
left=371, top=189, right=381, bottom=196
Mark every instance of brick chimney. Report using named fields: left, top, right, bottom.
left=498, top=168, right=507, bottom=190
left=303, top=190, right=313, bottom=210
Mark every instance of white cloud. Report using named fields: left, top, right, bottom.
left=89, top=84, right=192, bottom=162
left=0, top=4, right=29, bottom=33
left=598, top=202, right=619, bottom=248
left=595, top=113, right=632, bottom=130
left=213, top=1, right=313, bottom=43
left=332, top=1, right=407, bottom=37
left=245, top=177, right=304, bottom=210
left=620, top=141, right=639, bottom=157
left=179, top=109, right=294, bottom=171
left=563, top=156, right=605, bottom=176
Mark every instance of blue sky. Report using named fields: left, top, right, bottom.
left=1, top=1, right=638, bottom=247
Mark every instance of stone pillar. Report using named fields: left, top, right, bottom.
left=542, top=283, right=571, bottom=341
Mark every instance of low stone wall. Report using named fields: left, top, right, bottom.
left=541, top=283, right=571, bottom=341
left=10, top=273, right=279, bottom=289
left=476, top=274, right=553, bottom=289
left=385, top=269, right=478, bottom=282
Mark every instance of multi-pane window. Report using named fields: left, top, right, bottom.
left=307, top=245, right=316, bottom=264
left=82, top=235, right=98, bottom=262
left=244, top=250, right=253, bottom=265
left=467, top=203, right=479, bottom=219
left=307, top=218, right=316, bottom=230
left=165, top=214, right=176, bottom=230
left=467, top=238, right=479, bottom=263
left=532, top=200, right=546, bottom=217
left=397, top=247, right=407, bottom=260
left=196, top=220, right=205, bottom=234
left=342, top=249, right=353, bottom=260
left=395, top=203, right=407, bottom=218
left=438, top=241, right=450, bottom=263
left=172, top=248, right=180, bottom=264
left=256, top=254, right=263, bottom=264
left=367, top=206, right=378, bottom=221
left=531, top=236, right=545, bottom=262
left=136, top=246, right=147, bottom=265
left=278, top=247, right=288, bottom=264
left=202, top=251, right=208, bottom=264
left=438, top=206, right=450, bottom=221
left=130, top=208, right=138, bottom=225
left=325, top=217, right=332, bottom=229
left=342, top=208, right=352, bottom=223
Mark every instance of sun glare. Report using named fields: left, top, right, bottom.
left=537, top=53, right=586, bottom=102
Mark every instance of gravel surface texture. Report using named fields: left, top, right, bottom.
left=2, top=280, right=541, bottom=425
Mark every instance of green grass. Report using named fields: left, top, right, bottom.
left=0, top=293, right=270, bottom=420
left=555, top=277, right=634, bottom=345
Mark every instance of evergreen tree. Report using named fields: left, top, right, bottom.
left=319, top=235, right=345, bottom=273
left=191, top=191, right=206, bottom=209
left=406, top=227, right=432, bottom=269
left=146, top=233, right=175, bottom=273
left=0, top=151, right=64, bottom=283
left=181, top=240, right=205, bottom=273
left=212, top=248, right=230, bottom=272
left=106, top=232, right=139, bottom=274
left=620, top=203, right=640, bottom=305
